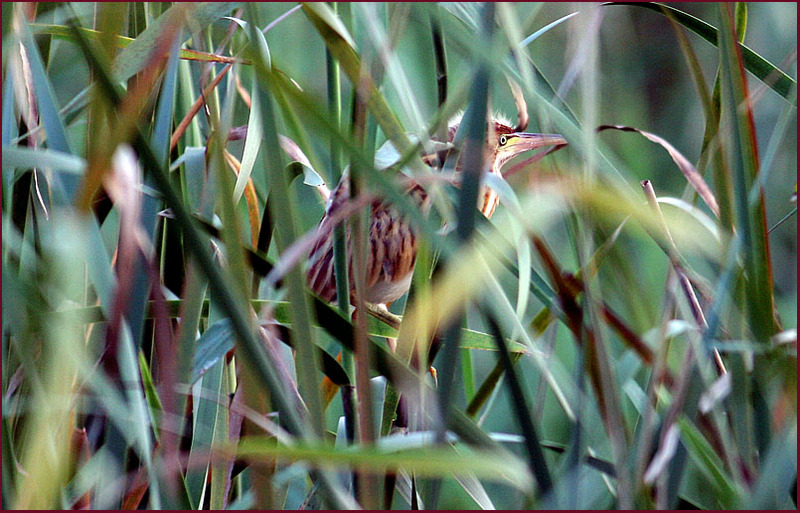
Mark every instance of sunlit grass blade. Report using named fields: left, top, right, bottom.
left=232, top=437, right=534, bottom=493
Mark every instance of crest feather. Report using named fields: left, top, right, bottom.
left=446, top=110, right=516, bottom=140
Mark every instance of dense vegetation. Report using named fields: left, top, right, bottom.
left=2, top=2, right=796, bottom=509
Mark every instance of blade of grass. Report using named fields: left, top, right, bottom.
left=232, top=437, right=534, bottom=492
left=483, top=310, right=553, bottom=497
left=324, top=1, right=351, bottom=320
left=109, top=3, right=238, bottom=82
left=185, top=347, right=225, bottom=508
left=427, top=5, right=495, bottom=507
left=605, top=2, right=796, bottom=104
left=243, top=6, right=325, bottom=436
left=12, top=217, right=89, bottom=509
left=232, top=79, right=263, bottom=203
left=323, top=4, right=355, bottom=452
left=717, top=3, right=780, bottom=343
left=28, top=23, right=239, bottom=63
left=743, top=427, right=798, bottom=509
left=241, top=8, right=359, bottom=508
left=598, top=125, right=719, bottom=218
left=661, top=5, right=733, bottom=232
left=17, top=17, right=76, bottom=204
left=301, top=2, right=426, bottom=176
left=208, top=362, right=232, bottom=510
left=676, top=416, right=742, bottom=508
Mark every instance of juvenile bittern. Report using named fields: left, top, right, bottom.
left=307, top=114, right=566, bottom=306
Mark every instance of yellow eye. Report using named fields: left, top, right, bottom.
left=499, top=134, right=508, bottom=146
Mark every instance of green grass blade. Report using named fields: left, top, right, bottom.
left=301, top=2, right=421, bottom=167
left=484, top=311, right=553, bottom=497
left=16, top=18, right=76, bottom=203
left=676, top=417, right=742, bottom=508
left=109, top=2, right=239, bottom=82
left=717, top=2, right=779, bottom=342
left=2, top=146, right=85, bottom=174
left=434, top=3, right=494, bottom=461
left=743, top=427, right=798, bottom=509
left=185, top=353, right=226, bottom=508
left=606, top=2, right=797, bottom=105
left=18, top=23, right=72, bottom=155
left=244, top=6, right=325, bottom=436
left=233, top=437, right=534, bottom=492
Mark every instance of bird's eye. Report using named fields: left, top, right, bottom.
left=499, top=134, right=508, bottom=146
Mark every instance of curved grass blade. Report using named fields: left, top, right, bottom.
left=676, top=417, right=742, bottom=509
left=232, top=438, right=534, bottom=493
left=17, top=24, right=72, bottom=155
left=109, top=3, right=239, bottom=82
left=28, top=22, right=139, bottom=50
left=660, top=4, right=731, bottom=230
left=597, top=125, right=720, bottom=218
left=15, top=18, right=76, bottom=204
left=519, top=11, right=579, bottom=48
left=604, top=2, right=797, bottom=105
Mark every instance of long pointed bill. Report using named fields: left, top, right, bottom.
left=498, top=133, right=567, bottom=178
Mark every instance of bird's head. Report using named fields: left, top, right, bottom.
left=442, top=113, right=567, bottom=217
left=446, top=112, right=567, bottom=175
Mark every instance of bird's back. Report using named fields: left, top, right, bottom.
left=306, top=173, right=429, bottom=305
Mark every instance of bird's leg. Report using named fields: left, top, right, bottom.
left=320, top=302, right=397, bottom=410
left=365, top=302, right=401, bottom=331
left=365, top=303, right=399, bottom=352
left=365, top=303, right=436, bottom=382
left=376, top=304, right=398, bottom=352
left=369, top=303, right=438, bottom=387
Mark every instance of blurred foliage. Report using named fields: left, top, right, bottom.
left=2, top=2, right=796, bottom=510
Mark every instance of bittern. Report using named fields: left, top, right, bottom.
left=307, top=114, right=566, bottom=306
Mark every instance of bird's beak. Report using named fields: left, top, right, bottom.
left=497, top=132, right=567, bottom=176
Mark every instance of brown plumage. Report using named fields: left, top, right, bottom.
left=307, top=116, right=567, bottom=305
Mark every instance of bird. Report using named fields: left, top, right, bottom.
left=306, top=113, right=567, bottom=307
